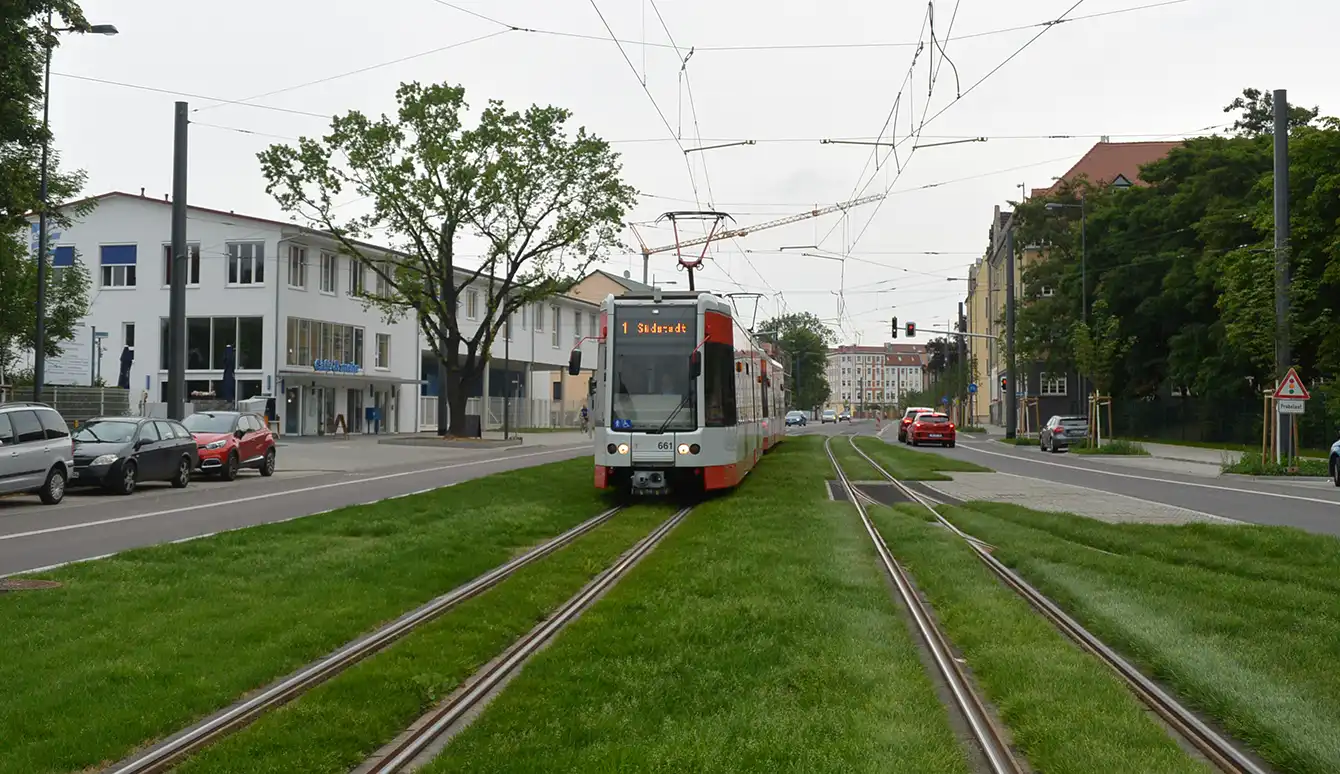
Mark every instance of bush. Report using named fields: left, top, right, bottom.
left=1072, top=439, right=1150, bottom=456
left=1222, top=454, right=1330, bottom=477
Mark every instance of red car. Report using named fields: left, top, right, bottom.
left=898, top=406, right=934, bottom=443
left=182, top=410, right=277, bottom=480
left=908, top=412, right=956, bottom=447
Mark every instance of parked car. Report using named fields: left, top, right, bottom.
left=908, top=412, right=956, bottom=447
left=71, top=416, right=198, bottom=495
left=784, top=410, right=807, bottom=427
left=0, top=401, right=74, bottom=504
left=898, top=406, right=935, bottom=443
left=1041, top=415, right=1089, bottom=453
left=838, top=411, right=852, bottom=422
left=821, top=409, right=838, bottom=424
left=183, top=410, right=277, bottom=479
left=1330, top=437, right=1340, bottom=487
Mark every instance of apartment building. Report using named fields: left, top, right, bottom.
left=825, top=343, right=928, bottom=411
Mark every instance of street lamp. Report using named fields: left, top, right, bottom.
left=32, top=15, right=118, bottom=401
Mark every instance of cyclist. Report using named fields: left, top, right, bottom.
left=579, top=405, right=590, bottom=434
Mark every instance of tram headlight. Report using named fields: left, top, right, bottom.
left=617, top=443, right=629, bottom=455
left=607, top=443, right=618, bottom=454
left=677, top=443, right=691, bottom=455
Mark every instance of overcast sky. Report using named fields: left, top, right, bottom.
left=45, top=0, right=1339, bottom=346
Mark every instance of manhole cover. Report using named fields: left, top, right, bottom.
left=0, top=579, right=62, bottom=592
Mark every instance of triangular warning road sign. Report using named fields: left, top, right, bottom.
left=1273, top=367, right=1311, bottom=400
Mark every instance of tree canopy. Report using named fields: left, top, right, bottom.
left=755, top=311, right=834, bottom=410
left=1009, top=87, right=1340, bottom=446
left=258, top=81, right=637, bottom=435
left=0, top=1, right=94, bottom=381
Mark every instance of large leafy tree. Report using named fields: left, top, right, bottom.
left=0, top=1, right=94, bottom=380
left=755, top=311, right=834, bottom=410
left=258, top=82, right=637, bottom=436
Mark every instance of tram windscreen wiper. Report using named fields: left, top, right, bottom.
left=653, top=390, right=693, bottom=435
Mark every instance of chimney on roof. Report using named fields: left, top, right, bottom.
left=1100, top=135, right=1110, bottom=143
left=163, top=193, right=168, bottom=202
left=139, top=187, right=145, bottom=197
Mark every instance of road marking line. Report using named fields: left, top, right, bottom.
left=955, top=443, right=1340, bottom=507
left=0, top=445, right=589, bottom=544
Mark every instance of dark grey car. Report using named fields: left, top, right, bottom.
left=71, top=417, right=199, bottom=495
left=1040, top=415, right=1088, bottom=453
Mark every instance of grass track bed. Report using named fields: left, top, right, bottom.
left=950, top=502, right=1340, bottom=774
left=852, top=435, right=990, bottom=480
left=0, top=457, right=604, bottom=774
left=867, top=504, right=1207, bottom=774
left=176, top=504, right=677, bottom=774
left=423, top=437, right=971, bottom=774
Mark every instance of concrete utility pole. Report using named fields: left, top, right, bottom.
left=1273, top=88, right=1293, bottom=463
left=957, top=301, right=967, bottom=422
left=167, top=101, right=189, bottom=420
left=1005, top=226, right=1017, bottom=439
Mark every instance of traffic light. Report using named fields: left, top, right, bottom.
left=1000, top=375, right=1008, bottom=394
left=891, top=316, right=898, bottom=338
left=906, top=321, right=916, bottom=338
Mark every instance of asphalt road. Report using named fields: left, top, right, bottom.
left=0, top=442, right=591, bottom=577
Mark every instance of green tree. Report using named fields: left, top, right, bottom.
left=1224, top=87, right=1319, bottom=136
left=755, top=311, right=834, bottom=411
left=257, top=82, right=637, bottom=436
left=1, top=2, right=94, bottom=380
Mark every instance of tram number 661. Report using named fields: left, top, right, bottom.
left=657, top=441, right=672, bottom=451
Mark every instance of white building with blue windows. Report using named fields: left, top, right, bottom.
left=18, top=190, right=599, bottom=435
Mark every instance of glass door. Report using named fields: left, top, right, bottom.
left=284, top=387, right=300, bottom=435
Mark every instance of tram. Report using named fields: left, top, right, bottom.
left=567, top=290, right=787, bottom=497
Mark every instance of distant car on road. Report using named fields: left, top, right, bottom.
left=821, top=409, right=838, bottom=424
left=908, top=412, right=956, bottom=447
left=785, top=410, right=807, bottom=427
left=184, top=411, right=277, bottom=480
left=1041, top=415, right=1089, bottom=453
left=71, top=416, right=198, bottom=495
left=838, top=411, right=852, bottom=422
left=898, top=406, right=935, bottom=443
left=0, top=401, right=74, bottom=505
left=1331, top=438, right=1340, bottom=487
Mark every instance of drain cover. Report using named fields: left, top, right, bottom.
left=0, top=579, right=62, bottom=592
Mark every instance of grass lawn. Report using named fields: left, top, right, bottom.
left=827, top=434, right=883, bottom=479
left=1222, top=454, right=1330, bottom=477
left=946, top=502, right=1340, bottom=774
left=868, top=504, right=1206, bottom=774
left=852, top=435, right=990, bottom=480
left=176, top=504, right=678, bottom=774
left=1116, top=435, right=1331, bottom=460
left=0, top=457, right=607, bottom=774
left=1072, top=439, right=1150, bottom=456
left=423, top=437, right=972, bottom=774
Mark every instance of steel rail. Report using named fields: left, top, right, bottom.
left=106, top=505, right=627, bottom=774
left=846, top=435, right=1269, bottom=774
left=365, top=504, right=694, bottom=773
left=824, top=437, right=1023, bottom=774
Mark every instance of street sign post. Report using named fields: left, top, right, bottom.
left=1271, top=367, right=1310, bottom=464
left=1272, top=367, right=1311, bottom=400
left=968, top=382, right=978, bottom=394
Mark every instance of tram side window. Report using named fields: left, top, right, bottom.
left=703, top=342, right=737, bottom=426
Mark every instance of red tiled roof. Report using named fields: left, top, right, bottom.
left=1030, top=141, right=1179, bottom=199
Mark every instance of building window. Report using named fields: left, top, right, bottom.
left=227, top=242, right=265, bottom=286
left=162, top=243, right=201, bottom=286
left=550, top=305, right=561, bottom=347
left=534, top=304, right=544, bottom=332
left=1040, top=374, right=1067, bottom=396
left=123, top=322, right=135, bottom=349
left=319, top=252, right=338, bottom=294
left=375, top=262, right=391, bottom=298
left=1040, top=286, right=1055, bottom=297
left=284, top=316, right=366, bottom=369
left=590, top=313, right=597, bottom=340
left=375, top=333, right=391, bottom=369
left=159, top=316, right=264, bottom=371
left=573, top=309, right=582, bottom=342
left=466, top=290, right=479, bottom=320
left=348, top=257, right=364, bottom=296
left=100, top=244, right=137, bottom=288
left=287, top=245, right=308, bottom=288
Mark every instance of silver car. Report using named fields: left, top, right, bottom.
left=0, top=401, right=75, bottom=504
left=1041, top=415, right=1088, bottom=452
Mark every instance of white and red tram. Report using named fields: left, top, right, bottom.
left=567, top=290, right=786, bottom=496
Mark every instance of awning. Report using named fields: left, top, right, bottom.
left=277, top=369, right=426, bottom=387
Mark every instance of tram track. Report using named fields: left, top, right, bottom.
left=841, top=434, right=1271, bottom=774
left=103, top=504, right=629, bottom=774
left=357, top=504, right=694, bottom=773
left=823, top=436, right=1024, bottom=774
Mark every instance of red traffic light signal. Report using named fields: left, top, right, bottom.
left=1000, top=375, right=1008, bottom=393
left=906, top=321, right=916, bottom=338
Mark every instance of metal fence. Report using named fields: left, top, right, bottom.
left=1111, top=396, right=1335, bottom=452
left=0, top=385, right=134, bottom=423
